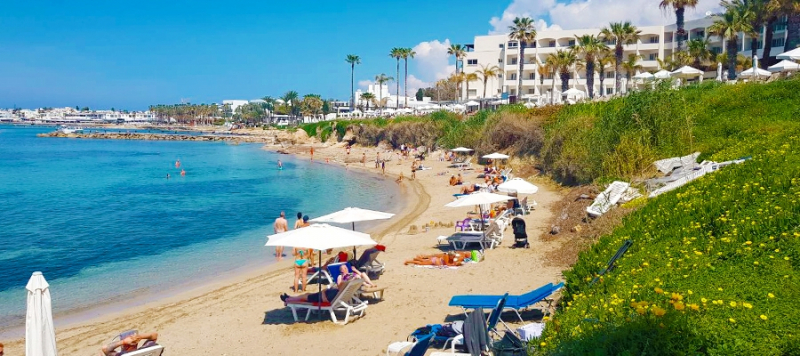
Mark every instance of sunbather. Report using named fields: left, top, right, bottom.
left=281, top=287, right=340, bottom=305
left=404, top=251, right=472, bottom=267
left=336, top=264, right=376, bottom=288
left=456, top=174, right=463, bottom=185
left=459, top=184, right=479, bottom=194
left=101, top=331, right=159, bottom=356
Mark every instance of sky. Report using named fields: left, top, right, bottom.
left=0, top=0, right=720, bottom=110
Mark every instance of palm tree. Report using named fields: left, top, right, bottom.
left=622, top=54, right=643, bottom=90
left=390, top=48, right=403, bottom=109
left=281, top=91, right=299, bottom=122
left=600, top=22, right=641, bottom=95
left=776, top=0, right=800, bottom=53
left=360, top=92, right=375, bottom=111
left=346, top=55, right=361, bottom=111
left=450, top=72, right=465, bottom=101
left=596, top=50, right=613, bottom=97
left=659, top=0, right=700, bottom=51
left=708, top=1, right=754, bottom=80
left=547, top=49, right=581, bottom=99
left=573, top=34, right=609, bottom=98
left=462, top=73, right=479, bottom=100
left=508, top=17, right=537, bottom=99
left=687, top=38, right=712, bottom=68
left=400, top=48, right=416, bottom=108
left=447, top=44, right=467, bottom=75
left=374, top=74, right=393, bottom=109
left=476, top=63, right=501, bottom=98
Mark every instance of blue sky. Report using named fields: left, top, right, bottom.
left=0, top=1, right=508, bottom=110
left=0, top=0, right=713, bottom=110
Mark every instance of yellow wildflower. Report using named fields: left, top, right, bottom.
left=768, top=293, right=775, bottom=298
left=673, top=302, right=685, bottom=311
left=729, top=301, right=737, bottom=308
left=743, top=303, right=753, bottom=309
left=654, top=287, right=664, bottom=294
left=636, top=308, right=646, bottom=315
left=689, top=303, right=700, bottom=311
left=540, top=342, right=547, bottom=347
left=760, top=315, right=768, bottom=321
left=652, top=306, right=666, bottom=317
left=701, top=298, right=708, bottom=303
left=729, top=318, right=736, bottom=323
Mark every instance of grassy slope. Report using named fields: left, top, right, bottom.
left=537, top=81, right=800, bottom=355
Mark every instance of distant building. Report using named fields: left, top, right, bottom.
left=222, top=100, right=249, bottom=114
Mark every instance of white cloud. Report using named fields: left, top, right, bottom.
left=491, top=0, right=722, bottom=32
left=404, top=74, right=430, bottom=95
left=358, top=80, right=372, bottom=90
left=412, top=39, right=457, bottom=83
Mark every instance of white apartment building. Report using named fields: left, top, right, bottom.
left=462, top=15, right=791, bottom=99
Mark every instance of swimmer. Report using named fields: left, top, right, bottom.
left=180, top=169, right=186, bottom=176
left=175, top=159, right=181, bottom=168
left=278, top=160, right=283, bottom=169
left=166, top=173, right=170, bottom=179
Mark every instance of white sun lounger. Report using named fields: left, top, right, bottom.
left=123, top=345, right=164, bottom=356
left=586, top=181, right=630, bottom=217
left=286, top=278, right=367, bottom=325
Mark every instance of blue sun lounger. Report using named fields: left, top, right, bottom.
left=448, top=282, right=564, bottom=322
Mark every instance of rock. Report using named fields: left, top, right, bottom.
left=570, top=225, right=583, bottom=233
left=550, top=226, right=561, bottom=235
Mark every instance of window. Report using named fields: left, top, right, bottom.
left=528, top=73, right=535, bottom=80
left=605, top=39, right=617, bottom=45
left=774, top=21, right=787, bottom=31
left=606, top=87, right=614, bottom=95
left=511, top=58, right=518, bottom=65
left=772, top=37, right=785, bottom=47
left=649, top=36, right=659, bottom=44
left=568, top=40, right=576, bottom=47
left=648, top=53, right=658, bottom=61
left=498, top=58, right=503, bottom=64
left=606, top=71, right=615, bottom=79
left=468, top=89, right=477, bottom=97
left=665, top=33, right=674, bottom=43
left=499, top=43, right=505, bottom=48
left=509, top=73, right=517, bottom=80
left=498, top=73, right=503, bottom=79
left=712, top=47, right=722, bottom=54
left=694, top=30, right=705, bottom=38
left=467, top=59, right=478, bottom=66
left=544, top=74, right=554, bottom=80
left=527, top=88, right=536, bottom=94
left=548, top=40, right=556, bottom=47
left=508, top=42, right=518, bottom=48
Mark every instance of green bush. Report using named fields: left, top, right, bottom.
left=536, top=131, right=800, bottom=355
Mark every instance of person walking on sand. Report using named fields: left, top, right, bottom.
left=375, top=151, right=381, bottom=168
left=361, top=152, right=366, bottom=166
left=273, top=212, right=288, bottom=259
left=310, top=146, right=314, bottom=161
left=411, top=160, right=417, bottom=180
left=381, top=159, right=386, bottom=175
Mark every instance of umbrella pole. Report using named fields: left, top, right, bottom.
left=318, top=250, right=322, bottom=320
left=352, top=222, right=357, bottom=257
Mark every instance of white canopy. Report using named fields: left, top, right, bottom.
left=310, top=207, right=394, bottom=227
left=497, top=178, right=540, bottom=195
left=451, top=147, right=474, bottom=152
left=768, top=60, right=800, bottom=72
left=654, top=70, right=672, bottom=79
left=465, top=100, right=480, bottom=106
left=671, top=66, right=704, bottom=81
left=738, top=67, right=772, bottom=79
left=633, top=72, right=654, bottom=80
left=523, top=102, right=536, bottom=108
left=563, top=88, right=585, bottom=97
left=776, top=47, right=800, bottom=61
left=445, top=191, right=513, bottom=208
left=265, top=223, right=377, bottom=250
left=26, top=272, right=58, bottom=356
left=482, top=152, right=510, bottom=160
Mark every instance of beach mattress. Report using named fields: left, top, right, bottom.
left=586, top=181, right=630, bottom=217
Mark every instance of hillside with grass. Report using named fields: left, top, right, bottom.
left=299, top=79, right=800, bottom=354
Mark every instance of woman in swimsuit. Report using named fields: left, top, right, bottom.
left=404, top=251, right=472, bottom=267
left=336, top=264, right=376, bottom=288
left=293, top=247, right=311, bottom=292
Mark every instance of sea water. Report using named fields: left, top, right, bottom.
left=0, top=125, right=401, bottom=333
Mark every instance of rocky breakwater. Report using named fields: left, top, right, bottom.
left=38, top=131, right=269, bottom=143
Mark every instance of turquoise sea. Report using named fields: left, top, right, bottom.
left=0, top=125, right=401, bottom=333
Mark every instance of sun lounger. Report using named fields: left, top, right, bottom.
left=448, top=283, right=564, bottom=322
left=123, top=345, right=164, bottom=356
left=446, top=231, right=493, bottom=250
left=386, top=334, right=434, bottom=356
left=353, top=248, right=385, bottom=276
left=589, top=240, right=632, bottom=286
left=286, top=278, right=368, bottom=325
left=586, top=181, right=630, bottom=217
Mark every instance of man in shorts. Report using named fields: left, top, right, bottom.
left=273, top=211, right=288, bottom=259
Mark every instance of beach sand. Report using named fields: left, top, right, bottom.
left=4, top=143, right=566, bottom=355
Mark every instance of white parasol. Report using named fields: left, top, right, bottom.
left=26, top=272, right=58, bottom=356
left=497, top=177, right=540, bottom=195
left=482, top=152, right=510, bottom=160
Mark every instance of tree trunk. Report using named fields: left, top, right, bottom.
left=350, top=64, right=355, bottom=111
left=560, top=71, right=569, bottom=95
left=676, top=7, right=686, bottom=52
left=550, top=70, right=556, bottom=104
left=786, top=12, right=800, bottom=52
left=404, top=59, right=409, bottom=108
left=615, top=45, right=623, bottom=94
left=483, top=78, right=488, bottom=98
left=599, top=66, right=606, bottom=97
left=586, top=58, right=595, bottom=98
left=727, top=38, right=738, bottom=80
left=763, top=17, right=777, bottom=67
left=518, top=42, right=526, bottom=99
left=396, top=59, right=400, bottom=109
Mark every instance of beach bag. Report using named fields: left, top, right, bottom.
left=491, top=331, right=527, bottom=356
left=436, top=320, right=464, bottom=338
left=471, top=250, right=480, bottom=262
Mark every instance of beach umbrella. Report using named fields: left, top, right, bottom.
left=482, top=152, right=509, bottom=160
left=26, top=272, right=58, bottom=356
left=633, top=72, right=654, bottom=82
left=310, top=207, right=394, bottom=255
left=671, top=66, right=704, bottom=83
left=654, top=70, right=672, bottom=79
left=446, top=192, right=513, bottom=242
left=523, top=102, right=536, bottom=108
left=776, top=47, right=800, bottom=61
left=451, top=147, right=474, bottom=152
left=497, top=177, right=539, bottom=195
left=465, top=100, right=480, bottom=107
left=266, top=224, right=378, bottom=318
left=716, top=62, right=723, bottom=81
left=738, top=67, right=771, bottom=79
left=768, top=60, right=800, bottom=73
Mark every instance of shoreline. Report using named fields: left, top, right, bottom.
left=0, top=142, right=424, bottom=352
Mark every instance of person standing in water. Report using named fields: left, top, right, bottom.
left=310, top=146, right=314, bottom=160
left=278, top=160, right=283, bottom=170
left=180, top=169, right=186, bottom=177
left=273, top=212, right=288, bottom=259
left=294, top=212, right=304, bottom=230
left=175, top=159, right=181, bottom=168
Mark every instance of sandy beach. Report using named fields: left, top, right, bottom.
left=3, top=142, right=566, bottom=355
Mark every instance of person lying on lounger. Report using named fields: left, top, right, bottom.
left=281, top=287, right=340, bottom=305
left=101, top=331, right=159, bottom=356
left=336, top=264, right=377, bottom=288
left=404, top=251, right=472, bottom=267
left=459, top=184, right=479, bottom=194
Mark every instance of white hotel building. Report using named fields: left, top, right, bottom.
left=462, top=15, right=791, bottom=99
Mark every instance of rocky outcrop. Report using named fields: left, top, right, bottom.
left=37, top=131, right=268, bottom=143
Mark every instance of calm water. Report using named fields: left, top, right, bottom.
left=0, top=125, right=400, bottom=332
